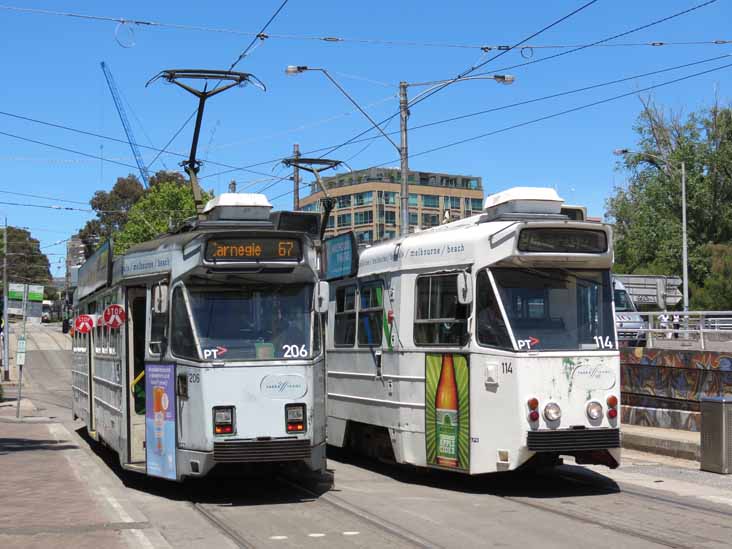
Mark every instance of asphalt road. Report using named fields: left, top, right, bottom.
left=15, top=323, right=732, bottom=548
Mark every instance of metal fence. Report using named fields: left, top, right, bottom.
left=625, top=311, right=732, bottom=350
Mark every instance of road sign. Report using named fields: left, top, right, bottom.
left=17, top=338, right=26, bottom=353
left=74, top=315, right=94, bottom=334
left=16, top=351, right=25, bottom=366
left=103, top=304, right=126, bottom=329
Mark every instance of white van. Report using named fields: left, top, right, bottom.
left=613, top=278, right=645, bottom=346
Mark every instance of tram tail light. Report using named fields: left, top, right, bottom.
left=285, top=403, right=307, bottom=433
left=527, top=398, right=540, bottom=422
left=213, top=406, right=235, bottom=435
left=607, top=394, right=619, bottom=420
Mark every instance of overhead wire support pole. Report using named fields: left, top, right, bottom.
left=2, top=218, right=8, bottom=381
left=399, top=82, right=409, bottom=237
left=100, top=61, right=151, bottom=187
left=293, top=143, right=300, bottom=210
left=147, top=69, right=265, bottom=218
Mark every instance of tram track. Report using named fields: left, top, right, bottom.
left=495, top=466, right=732, bottom=549
left=191, top=502, right=258, bottom=549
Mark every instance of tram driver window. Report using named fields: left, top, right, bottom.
left=475, top=270, right=513, bottom=350
left=334, top=285, right=356, bottom=346
left=414, top=274, right=468, bottom=346
left=171, top=287, right=197, bottom=360
left=357, top=282, right=384, bottom=347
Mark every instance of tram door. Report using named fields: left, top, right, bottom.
left=127, top=289, right=147, bottom=463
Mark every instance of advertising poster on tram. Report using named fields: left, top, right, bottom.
left=145, top=363, right=176, bottom=480
left=425, top=353, right=469, bottom=471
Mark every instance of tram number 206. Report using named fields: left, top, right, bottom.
left=282, top=345, right=309, bottom=358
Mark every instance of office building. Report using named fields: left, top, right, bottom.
left=299, top=167, right=484, bottom=244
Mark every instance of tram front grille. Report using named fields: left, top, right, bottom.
left=527, top=428, right=620, bottom=452
left=214, top=438, right=311, bottom=463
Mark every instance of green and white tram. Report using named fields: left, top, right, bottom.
left=72, top=194, right=329, bottom=481
left=324, top=187, right=621, bottom=474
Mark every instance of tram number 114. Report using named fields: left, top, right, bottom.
left=593, top=336, right=613, bottom=349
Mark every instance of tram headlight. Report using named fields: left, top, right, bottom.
left=586, top=401, right=603, bottom=420
left=213, top=406, right=235, bottom=435
left=543, top=402, right=562, bottom=422
left=285, top=403, right=307, bottom=433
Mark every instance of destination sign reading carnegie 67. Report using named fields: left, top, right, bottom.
left=204, top=237, right=302, bottom=262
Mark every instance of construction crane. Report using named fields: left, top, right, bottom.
left=100, top=61, right=150, bottom=187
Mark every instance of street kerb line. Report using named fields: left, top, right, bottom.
left=47, top=421, right=167, bottom=548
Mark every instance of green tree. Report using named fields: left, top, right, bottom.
left=692, top=244, right=732, bottom=310
left=606, top=98, right=732, bottom=308
left=113, top=181, right=206, bottom=254
left=0, top=227, right=52, bottom=291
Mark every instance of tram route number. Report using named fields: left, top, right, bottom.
left=501, top=361, right=513, bottom=374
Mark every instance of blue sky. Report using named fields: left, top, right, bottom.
left=2, top=1, right=731, bottom=278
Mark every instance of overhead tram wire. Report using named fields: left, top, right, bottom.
left=0, top=111, right=283, bottom=179
left=0, top=189, right=89, bottom=205
left=201, top=51, right=732, bottom=183
left=267, top=59, right=732, bottom=205
left=0, top=199, right=194, bottom=214
left=312, top=0, right=720, bottom=164
left=148, top=0, right=292, bottom=173
left=4, top=5, right=726, bottom=52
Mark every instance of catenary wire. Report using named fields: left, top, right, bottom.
left=267, top=59, right=732, bottom=203
left=313, top=0, right=720, bottom=164
left=2, top=4, right=727, bottom=52
left=0, top=189, right=89, bottom=205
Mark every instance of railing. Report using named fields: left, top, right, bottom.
left=620, top=311, right=732, bottom=350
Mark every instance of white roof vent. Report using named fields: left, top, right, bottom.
left=483, top=187, right=563, bottom=220
left=202, top=193, right=272, bottom=221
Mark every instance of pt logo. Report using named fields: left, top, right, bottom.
left=518, top=336, right=540, bottom=350
left=203, top=346, right=228, bottom=360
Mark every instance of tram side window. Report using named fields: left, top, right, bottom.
left=334, top=285, right=356, bottom=346
left=414, top=274, right=468, bottom=346
left=358, top=282, right=384, bottom=347
left=171, top=287, right=197, bottom=360
left=475, top=270, right=513, bottom=350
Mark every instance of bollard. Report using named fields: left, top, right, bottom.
left=700, top=397, right=732, bottom=474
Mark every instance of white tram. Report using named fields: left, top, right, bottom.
left=324, top=187, right=621, bottom=474
left=71, top=194, right=329, bottom=481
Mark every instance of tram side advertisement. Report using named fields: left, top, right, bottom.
left=425, top=354, right=469, bottom=471
left=145, top=364, right=176, bottom=480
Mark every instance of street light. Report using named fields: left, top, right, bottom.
left=286, top=65, right=515, bottom=236
left=614, top=148, right=689, bottom=313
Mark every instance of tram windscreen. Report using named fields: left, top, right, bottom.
left=185, top=284, right=313, bottom=360
left=490, top=268, right=616, bottom=351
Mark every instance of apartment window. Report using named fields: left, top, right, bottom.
left=422, top=213, right=439, bottom=227
left=450, top=197, right=461, bottom=209
left=384, top=230, right=396, bottom=240
left=354, top=210, right=373, bottom=225
left=408, top=194, right=418, bottom=207
left=385, top=211, right=396, bottom=225
left=409, top=212, right=419, bottom=225
left=337, top=213, right=352, bottom=227
left=471, top=198, right=484, bottom=211
left=358, top=282, right=383, bottom=346
left=414, top=274, right=469, bottom=346
left=422, top=195, right=439, bottom=208
left=356, top=230, right=372, bottom=244
left=327, top=217, right=335, bottom=228
left=334, top=285, right=356, bottom=346
left=383, top=192, right=396, bottom=205
left=337, top=195, right=352, bottom=208
left=354, top=191, right=373, bottom=206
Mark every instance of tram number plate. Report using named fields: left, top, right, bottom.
left=501, top=362, right=513, bottom=374
left=188, top=373, right=200, bottom=384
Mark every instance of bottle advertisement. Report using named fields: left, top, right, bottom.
left=145, top=363, right=176, bottom=480
left=425, top=353, right=469, bottom=471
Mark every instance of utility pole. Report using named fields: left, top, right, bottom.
left=2, top=218, right=8, bottom=381
left=681, top=160, right=689, bottom=313
left=399, top=82, right=409, bottom=237
left=228, top=180, right=237, bottom=193
left=293, top=143, right=301, bottom=211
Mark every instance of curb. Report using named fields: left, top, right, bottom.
left=622, top=431, right=700, bottom=462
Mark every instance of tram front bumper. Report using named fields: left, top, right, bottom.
left=526, top=428, right=621, bottom=468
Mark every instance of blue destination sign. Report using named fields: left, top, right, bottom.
left=323, top=232, right=358, bottom=281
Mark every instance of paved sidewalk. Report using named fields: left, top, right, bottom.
left=622, top=423, right=700, bottom=462
left=0, top=400, right=152, bottom=548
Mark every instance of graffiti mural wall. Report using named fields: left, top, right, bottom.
left=621, top=348, right=732, bottom=431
